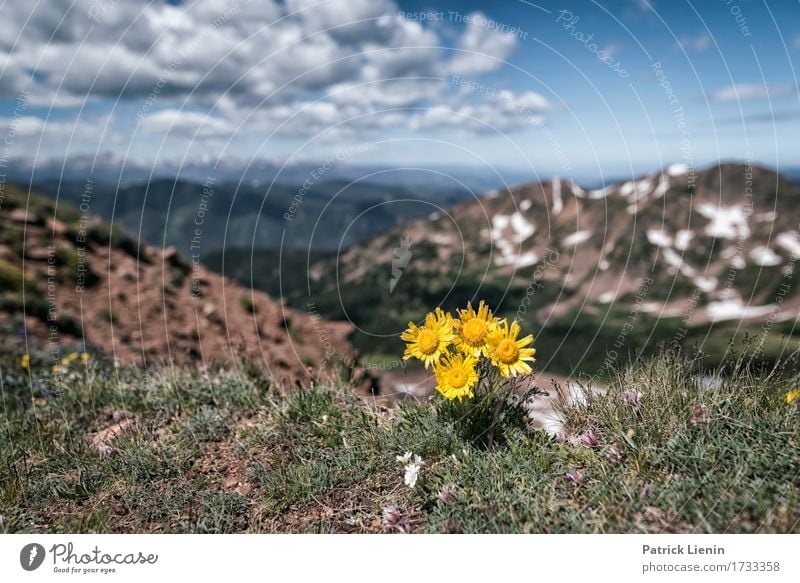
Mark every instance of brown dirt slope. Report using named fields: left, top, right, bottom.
left=0, top=183, right=364, bottom=388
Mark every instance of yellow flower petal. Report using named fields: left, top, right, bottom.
left=487, top=319, right=536, bottom=378
left=401, top=308, right=454, bottom=368
left=453, top=301, right=501, bottom=358
left=434, top=353, right=478, bottom=400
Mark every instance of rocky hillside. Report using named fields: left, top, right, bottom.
left=0, top=184, right=364, bottom=389
left=298, top=163, right=800, bottom=371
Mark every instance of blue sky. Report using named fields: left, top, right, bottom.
left=1, top=0, right=799, bottom=182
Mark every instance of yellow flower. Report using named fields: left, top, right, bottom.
left=20, top=354, right=30, bottom=369
left=453, top=301, right=500, bottom=357
left=487, top=320, right=536, bottom=378
left=80, top=352, right=91, bottom=364
left=786, top=389, right=800, bottom=404
left=65, top=352, right=79, bottom=363
left=401, top=308, right=454, bottom=368
left=434, top=353, right=479, bottom=401
left=51, top=364, right=61, bottom=374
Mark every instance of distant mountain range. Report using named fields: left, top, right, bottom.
left=8, top=153, right=532, bottom=196
left=11, top=154, right=534, bottom=256
left=14, top=157, right=800, bottom=376
left=220, top=162, right=800, bottom=374
left=27, top=175, right=474, bottom=254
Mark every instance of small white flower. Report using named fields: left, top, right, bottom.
left=404, top=461, right=422, bottom=488
left=397, top=451, right=423, bottom=488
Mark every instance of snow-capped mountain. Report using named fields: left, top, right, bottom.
left=297, top=162, right=800, bottom=368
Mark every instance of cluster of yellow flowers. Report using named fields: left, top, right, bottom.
left=786, top=389, right=800, bottom=405
left=401, top=301, right=535, bottom=400
left=20, top=352, right=91, bottom=372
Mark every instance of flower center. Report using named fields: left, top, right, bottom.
left=496, top=339, right=520, bottom=364
left=416, top=330, right=439, bottom=354
left=447, top=368, right=468, bottom=388
left=462, top=318, right=487, bottom=344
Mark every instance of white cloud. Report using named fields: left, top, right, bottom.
left=0, top=0, right=448, bottom=109
left=0, top=0, right=553, bottom=154
left=709, top=84, right=798, bottom=102
left=0, top=116, right=46, bottom=136
left=600, top=44, right=620, bottom=59
left=446, top=12, right=519, bottom=76
left=677, top=33, right=711, bottom=52
left=138, top=109, right=232, bottom=137
left=0, top=113, right=116, bottom=159
left=409, top=89, right=547, bottom=133
left=500, top=90, right=551, bottom=112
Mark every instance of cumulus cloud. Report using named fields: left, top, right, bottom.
left=709, top=84, right=798, bottom=102
left=410, top=89, right=548, bottom=133
left=0, top=0, right=549, bottom=156
left=0, top=113, right=116, bottom=160
left=138, top=109, right=233, bottom=137
left=1, top=1, right=442, bottom=107
left=445, top=12, right=519, bottom=75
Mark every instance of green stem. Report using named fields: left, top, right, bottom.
left=486, top=366, right=503, bottom=449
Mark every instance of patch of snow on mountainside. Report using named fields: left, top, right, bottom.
left=706, top=297, right=775, bottom=322
left=667, top=163, right=688, bottom=177
left=589, top=184, right=614, bottom=199
left=646, top=229, right=672, bottom=247
left=638, top=302, right=659, bottom=313
left=598, top=291, right=616, bottom=303
left=652, top=174, right=670, bottom=198
left=495, top=249, right=540, bottom=268
left=720, top=247, right=746, bottom=269
left=513, top=251, right=540, bottom=268
left=551, top=178, right=563, bottom=215
left=563, top=230, right=592, bottom=246
left=675, top=230, right=694, bottom=251
left=694, top=276, right=717, bottom=292
left=429, top=232, right=455, bottom=246
left=754, top=211, right=776, bottom=223
left=491, top=215, right=515, bottom=262
left=510, top=212, right=535, bottom=241
left=749, top=246, right=782, bottom=266
left=570, top=180, right=585, bottom=198
left=776, top=231, right=800, bottom=258
left=632, top=178, right=653, bottom=201
left=491, top=212, right=536, bottom=266
left=697, top=203, right=750, bottom=240
left=661, top=248, right=697, bottom=278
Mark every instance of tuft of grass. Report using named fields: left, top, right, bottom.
left=0, top=352, right=798, bottom=533
left=238, top=295, right=256, bottom=315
